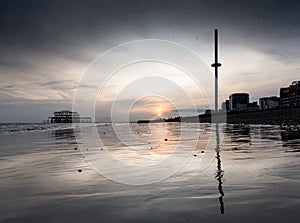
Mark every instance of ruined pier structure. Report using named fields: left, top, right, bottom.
left=48, top=110, right=91, bottom=123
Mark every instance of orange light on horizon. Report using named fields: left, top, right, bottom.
left=157, top=108, right=162, bottom=117
left=128, top=96, right=177, bottom=119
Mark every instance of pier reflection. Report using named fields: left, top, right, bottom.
left=215, top=124, right=225, bottom=214
left=51, top=128, right=79, bottom=140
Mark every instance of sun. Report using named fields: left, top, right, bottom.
left=157, top=108, right=162, bottom=117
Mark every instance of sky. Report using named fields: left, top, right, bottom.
left=0, top=0, right=300, bottom=122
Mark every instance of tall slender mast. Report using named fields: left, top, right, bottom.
left=211, top=29, right=222, bottom=113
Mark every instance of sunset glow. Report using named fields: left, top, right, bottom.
left=126, top=96, right=177, bottom=121
left=157, top=108, right=162, bottom=117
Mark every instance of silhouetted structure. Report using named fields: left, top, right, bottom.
left=48, top=110, right=91, bottom=123
left=137, top=116, right=181, bottom=123
left=280, top=81, right=300, bottom=107
left=211, top=29, right=222, bottom=112
left=259, top=96, right=280, bottom=110
left=229, top=93, right=249, bottom=111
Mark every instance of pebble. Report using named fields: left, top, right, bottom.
left=78, top=169, right=82, bottom=172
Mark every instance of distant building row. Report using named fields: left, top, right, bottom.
left=222, top=81, right=300, bottom=112
left=266, top=81, right=300, bottom=109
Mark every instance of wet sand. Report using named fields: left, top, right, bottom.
left=0, top=123, right=299, bottom=222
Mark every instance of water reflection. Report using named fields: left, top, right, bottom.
left=257, top=126, right=281, bottom=141
left=281, top=127, right=300, bottom=141
left=282, top=140, right=300, bottom=152
left=225, top=124, right=251, bottom=143
left=215, top=124, right=225, bottom=214
left=51, top=128, right=78, bottom=140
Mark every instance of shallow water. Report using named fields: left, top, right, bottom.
left=0, top=123, right=299, bottom=222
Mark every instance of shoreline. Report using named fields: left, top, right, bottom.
left=137, top=106, right=300, bottom=125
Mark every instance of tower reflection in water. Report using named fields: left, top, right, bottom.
left=215, top=123, right=225, bottom=214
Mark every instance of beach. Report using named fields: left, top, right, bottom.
left=0, top=123, right=299, bottom=222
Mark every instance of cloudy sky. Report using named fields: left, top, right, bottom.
left=0, top=0, right=299, bottom=122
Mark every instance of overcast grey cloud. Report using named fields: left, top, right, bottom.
left=1, top=0, right=300, bottom=61
left=0, top=0, right=300, bottom=122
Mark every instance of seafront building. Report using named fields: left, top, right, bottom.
left=229, top=93, right=249, bottom=111
left=280, top=87, right=290, bottom=107
left=280, top=81, right=300, bottom=107
left=221, top=80, right=300, bottom=112
left=259, top=96, right=280, bottom=110
left=221, top=93, right=258, bottom=112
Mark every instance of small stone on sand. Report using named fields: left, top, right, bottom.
left=78, top=169, right=82, bottom=172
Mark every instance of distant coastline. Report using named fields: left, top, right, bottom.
left=137, top=105, right=300, bottom=126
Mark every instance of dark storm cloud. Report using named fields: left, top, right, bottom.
left=0, top=0, right=300, bottom=59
